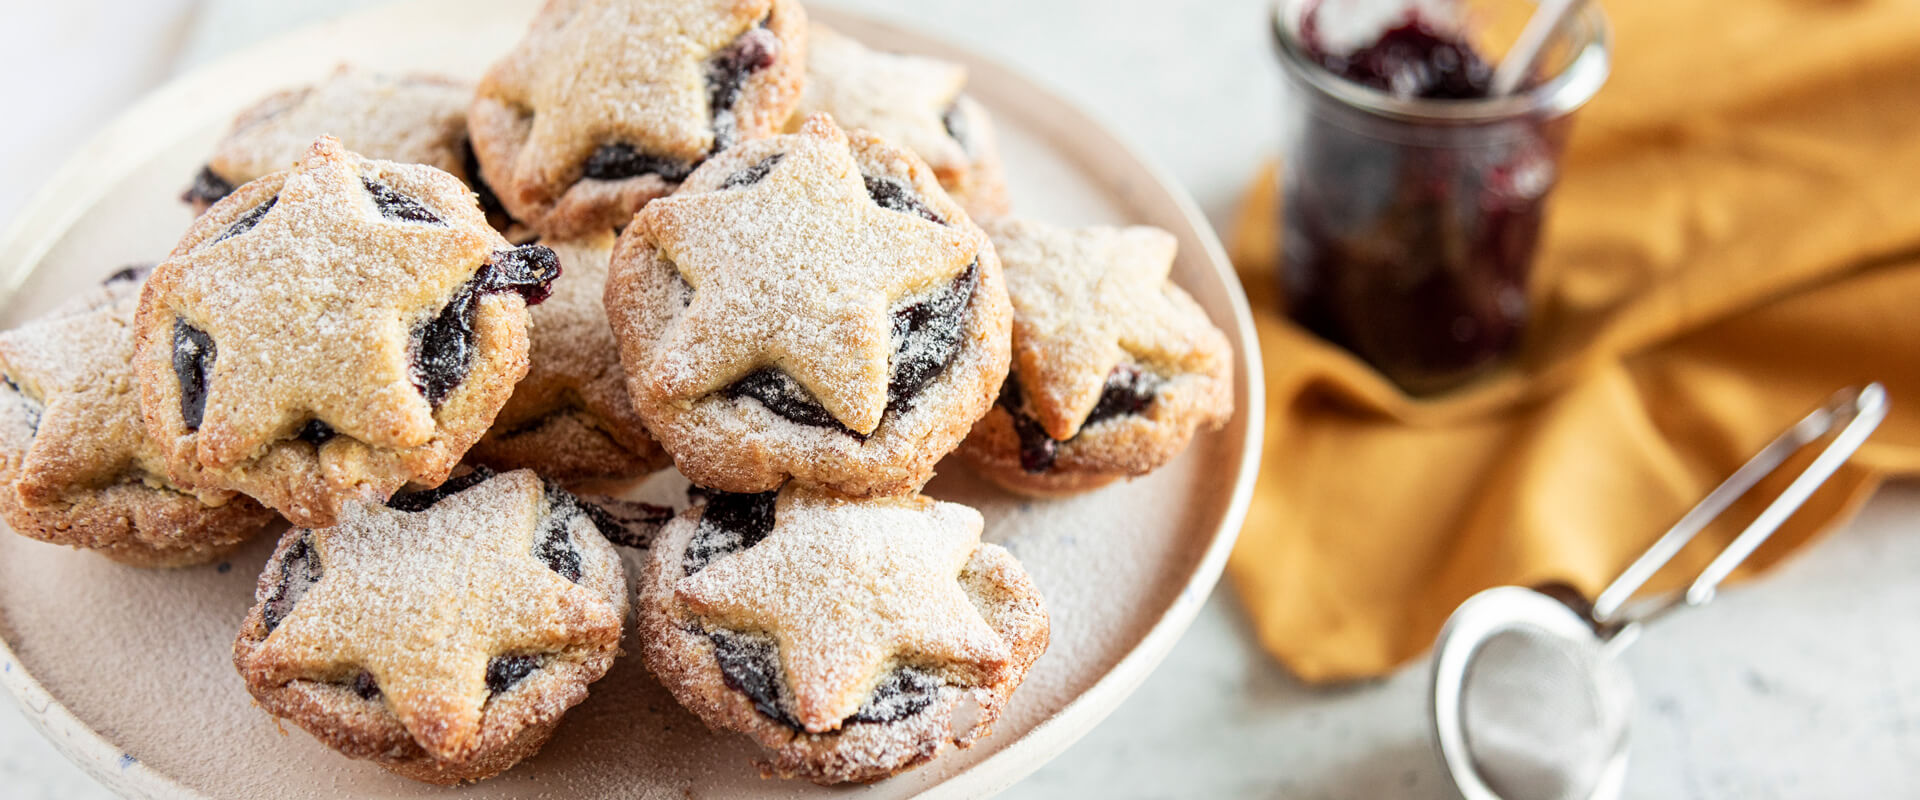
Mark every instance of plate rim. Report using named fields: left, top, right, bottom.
left=0, top=2, right=1267, bottom=797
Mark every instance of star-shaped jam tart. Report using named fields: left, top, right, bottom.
left=238, top=469, right=623, bottom=763
left=471, top=0, right=804, bottom=232
left=137, top=136, right=555, bottom=525
left=675, top=486, right=1012, bottom=733
left=633, top=114, right=978, bottom=436
left=985, top=218, right=1229, bottom=441
left=0, top=279, right=223, bottom=507
left=796, top=25, right=971, bottom=184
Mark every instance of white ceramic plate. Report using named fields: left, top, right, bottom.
left=0, top=1, right=1264, bottom=797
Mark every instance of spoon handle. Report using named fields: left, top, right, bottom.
left=1490, top=0, right=1588, bottom=96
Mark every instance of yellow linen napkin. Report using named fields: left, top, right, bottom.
left=1228, top=0, right=1920, bottom=682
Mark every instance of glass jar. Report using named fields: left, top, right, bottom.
left=1270, top=0, right=1609, bottom=395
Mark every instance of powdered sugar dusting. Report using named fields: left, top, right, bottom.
left=676, top=486, right=1009, bottom=732
left=636, top=115, right=978, bottom=435
left=211, top=68, right=473, bottom=187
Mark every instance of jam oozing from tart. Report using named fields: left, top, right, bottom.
left=709, top=629, right=800, bottom=727
left=172, top=320, right=216, bottom=430
left=386, top=465, right=496, bottom=512
left=682, top=490, right=777, bottom=576
left=462, top=138, right=514, bottom=227
left=998, top=365, right=1164, bottom=473
left=720, top=153, right=785, bottom=189
left=1083, top=364, right=1163, bottom=427
left=708, top=628, right=944, bottom=731
left=485, top=654, right=542, bottom=694
left=575, top=496, right=674, bottom=550
left=535, top=507, right=584, bottom=583
left=3, top=376, right=43, bottom=434
left=295, top=419, right=336, bottom=445
left=262, top=533, right=321, bottom=633
left=349, top=671, right=381, bottom=700
left=847, top=667, right=941, bottom=724
left=182, top=166, right=235, bottom=208
left=214, top=196, right=277, bottom=245
left=706, top=18, right=780, bottom=154
left=361, top=178, right=443, bottom=224
left=581, top=144, right=696, bottom=183
left=721, top=263, right=978, bottom=435
left=408, top=244, right=559, bottom=407
left=863, top=175, right=943, bottom=224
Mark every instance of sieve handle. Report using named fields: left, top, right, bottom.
left=1591, top=383, right=1889, bottom=625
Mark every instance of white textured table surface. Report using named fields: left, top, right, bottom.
left=4, top=2, right=1917, bottom=798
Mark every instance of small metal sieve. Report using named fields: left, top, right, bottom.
left=1429, top=383, right=1889, bottom=800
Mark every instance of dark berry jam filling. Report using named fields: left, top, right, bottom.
left=708, top=628, right=943, bottom=731
left=1084, top=364, right=1163, bottom=427
left=387, top=465, right=496, bottom=512
left=709, top=630, right=800, bottom=727
left=485, top=654, right=542, bottom=695
left=847, top=667, right=941, bottom=724
left=172, top=320, right=216, bottom=430
left=706, top=17, right=780, bottom=154
left=720, top=153, right=785, bottom=189
left=682, top=489, right=777, bottom=576
left=535, top=505, right=584, bottom=583
left=408, top=244, right=559, bottom=407
left=362, top=178, right=443, bottom=225
left=103, top=264, right=152, bottom=286
left=580, top=143, right=695, bottom=183
left=214, top=196, right=277, bottom=245
left=461, top=138, right=514, bottom=230
left=721, top=263, right=977, bottom=435
left=182, top=166, right=234, bottom=208
left=295, top=419, right=335, bottom=445
left=998, top=365, right=1164, bottom=474
left=349, top=671, right=381, bottom=700
left=262, top=532, right=321, bottom=633
left=864, top=174, right=943, bottom=224
left=574, top=496, right=674, bottom=550
left=3, top=376, right=43, bottom=434
left=1305, top=15, right=1493, bottom=99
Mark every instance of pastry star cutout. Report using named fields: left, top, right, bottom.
left=675, top=487, right=1011, bottom=733
left=797, top=25, right=970, bottom=177
left=152, top=136, right=500, bottom=467
left=637, top=115, right=977, bottom=435
left=243, top=470, right=621, bottom=762
left=483, top=0, right=769, bottom=181
left=0, top=282, right=222, bottom=506
left=989, top=219, right=1220, bottom=440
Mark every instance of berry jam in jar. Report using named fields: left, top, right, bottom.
left=1272, top=0, right=1608, bottom=394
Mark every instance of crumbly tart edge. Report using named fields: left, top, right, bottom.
left=639, top=508, right=1049, bottom=784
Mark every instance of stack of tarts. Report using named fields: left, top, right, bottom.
left=0, top=0, right=1234, bottom=788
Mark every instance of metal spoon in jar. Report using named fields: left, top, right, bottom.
left=1429, top=383, right=1888, bottom=800
left=1490, top=0, right=1593, bottom=95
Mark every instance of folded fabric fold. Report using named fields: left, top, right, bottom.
left=1228, top=0, right=1920, bottom=683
